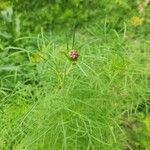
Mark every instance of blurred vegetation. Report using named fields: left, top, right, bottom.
left=0, top=0, right=149, bottom=35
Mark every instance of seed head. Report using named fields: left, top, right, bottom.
left=68, top=50, right=79, bottom=61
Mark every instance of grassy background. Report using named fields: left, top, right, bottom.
left=0, top=0, right=150, bottom=149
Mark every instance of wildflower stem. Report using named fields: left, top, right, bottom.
left=65, top=63, right=73, bottom=76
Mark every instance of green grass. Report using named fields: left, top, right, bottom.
left=0, top=22, right=149, bottom=150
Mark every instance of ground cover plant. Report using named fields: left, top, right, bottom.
left=0, top=0, right=150, bottom=149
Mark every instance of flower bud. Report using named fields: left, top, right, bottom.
left=68, top=50, right=79, bottom=61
